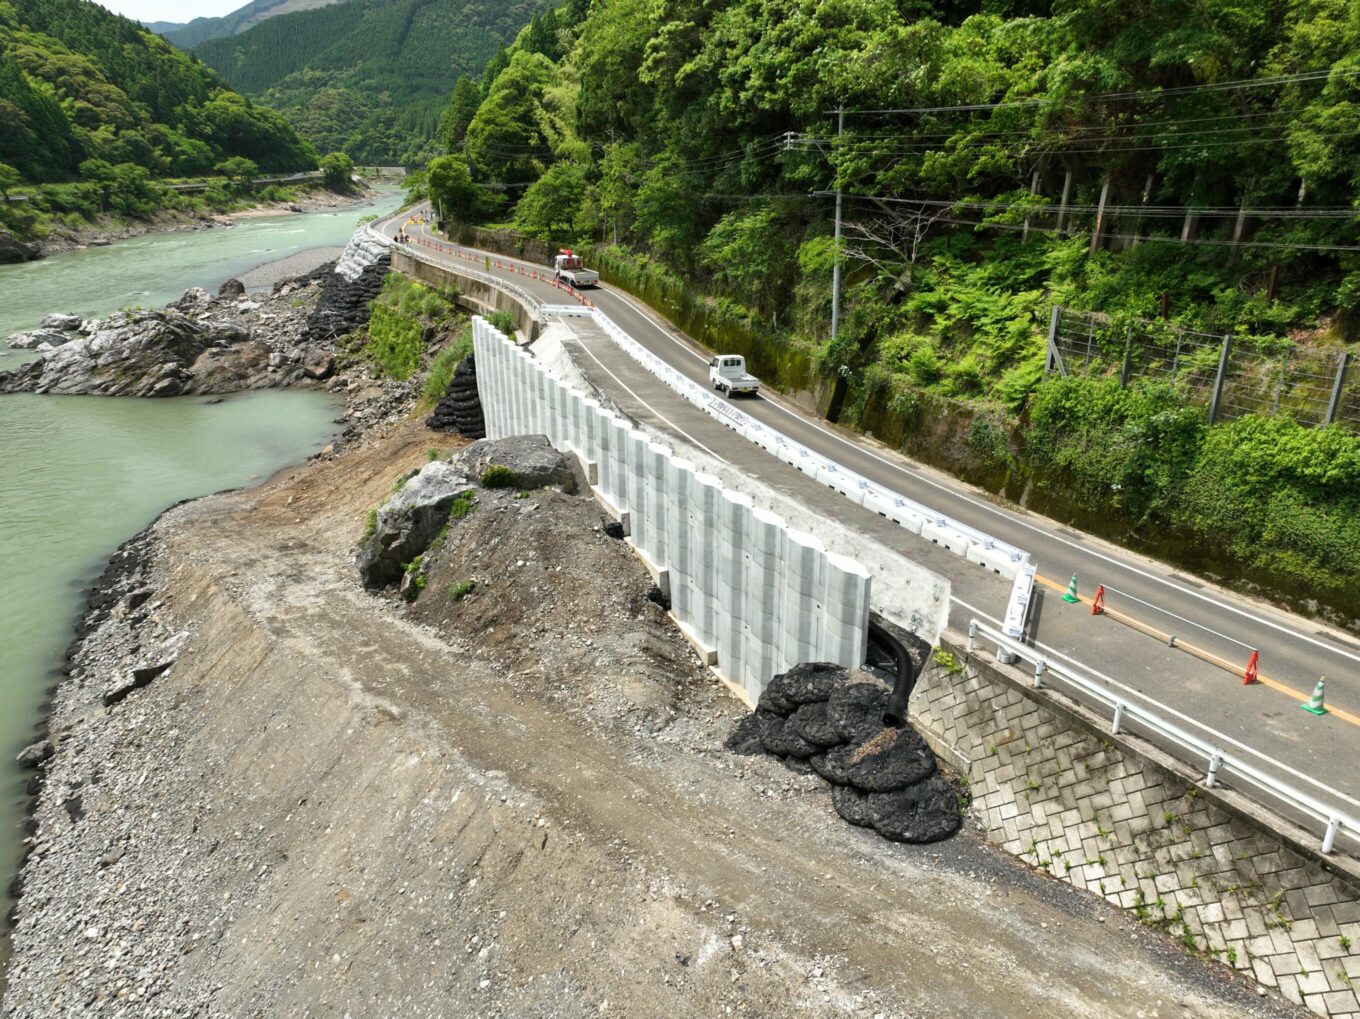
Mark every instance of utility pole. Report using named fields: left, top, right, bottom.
left=831, top=107, right=844, bottom=343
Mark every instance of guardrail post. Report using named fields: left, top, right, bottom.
left=1323, top=817, right=1341, bottom=854
left=967, top=620, right=977, bottom=653
left=1205, top=751, right=1223, bottom=789
left=1033, top=659, right=1046, bottom=689
left=1111, top=703, right=1124, bottom=735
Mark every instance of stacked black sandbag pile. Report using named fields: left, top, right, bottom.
left=726, top=662, right=961, bottom=844
left=305, top=254, right=391, bottom=344
left=425, top=354, right=485, bottom=438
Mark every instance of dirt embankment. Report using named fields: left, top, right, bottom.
left=2, top=411, right=1303, bottom=1018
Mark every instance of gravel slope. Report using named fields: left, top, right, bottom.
left=2, top=414, right=1304, bottom=1018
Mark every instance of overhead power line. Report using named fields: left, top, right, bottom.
left=813, top=192, right=1360, bottom=222
left=837, top=66, right=1360, bottom=117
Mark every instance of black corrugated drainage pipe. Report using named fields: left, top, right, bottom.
left=868, top=619, right=917, bottom=729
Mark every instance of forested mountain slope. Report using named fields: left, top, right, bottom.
left=163, top=0, right=347, bottom=49
left=428, top=0, right=1360, bottom=622
left=192, top=0, right=543, bottom=164
left=0, top=0, right=314, bottom=182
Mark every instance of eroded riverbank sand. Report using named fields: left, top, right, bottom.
left=3, top=412, right=1301, bottom=1018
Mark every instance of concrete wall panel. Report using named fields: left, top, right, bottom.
left=473, top=316, right=871, bottom=699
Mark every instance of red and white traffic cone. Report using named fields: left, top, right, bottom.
left=1243, top=650, right=1259, bottom=685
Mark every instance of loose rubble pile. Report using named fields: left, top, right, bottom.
left=425, top=354, right=486, bottom=438
left=727, top=663, right=962, bottom=844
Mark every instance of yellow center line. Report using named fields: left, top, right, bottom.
left=1033, top=573, right=1360, bottom=728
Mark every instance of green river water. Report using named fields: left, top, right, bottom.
left=0, top=189, right=404, bottom=958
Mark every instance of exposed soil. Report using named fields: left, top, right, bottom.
left=2, top=412, right=1305, bottom=1018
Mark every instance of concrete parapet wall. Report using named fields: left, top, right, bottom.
left=912, top=632, right=1360, bottom=1018
left=391, top=250, right=540, bottom=341
left=473, top=316, right=871, bottom=701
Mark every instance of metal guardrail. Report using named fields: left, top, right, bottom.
left=968, top=618, right=1360, bottom=856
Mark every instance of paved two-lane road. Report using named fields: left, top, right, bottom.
left=378, top=208, right=1360, bottom=831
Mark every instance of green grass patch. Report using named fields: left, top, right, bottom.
left=449, top=491, right=475, bottom=518
left=423, top=325, right=474, bottom=403
left=447, top=579, right=476, bottom=602
left=480, top=465, right=517, bottom=489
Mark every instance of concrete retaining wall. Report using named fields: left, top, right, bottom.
left=391, top=250, right=540, bottom=341
left=913, top=633, right=1360, bottom=1018
left=473, top=316, right=871, bottom=701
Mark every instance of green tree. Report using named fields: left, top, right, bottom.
left=320, top=151, right=355, bottom=190
left=0, top=162, right=20, bottom=199
left=464, top=50, right=556, bottom=183
left=427, top=155, right=485, bottom=224
left=513, top=160, right=587, bottom=238
left=215, top=156, right=259, bottom=191
left=438, top=77, right=482, bottom=153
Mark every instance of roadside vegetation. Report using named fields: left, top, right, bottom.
left=416, top=0, right=1360, bottom=622
left=0, top=0, right=371, bottom=246
left=353, top=273, right=469, bottom=389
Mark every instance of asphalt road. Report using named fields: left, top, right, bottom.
left=376, top=209, right=1360, bottom=834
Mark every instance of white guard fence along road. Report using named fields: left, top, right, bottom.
left=475, top=317, right=873, bottom=702
left=969, top=618, right=1360, bottom=856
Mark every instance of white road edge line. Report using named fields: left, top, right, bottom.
left=952, top=595, right=1360, bottom=812
left=565, top=326, right=730, bottom=466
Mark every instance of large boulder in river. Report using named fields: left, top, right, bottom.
left=41, top=313, right=82, bottom=332
left=6, top=328, right=73, bottom=351
left=357, top=462, right=475, bottom=590
left=0, top=230, right=38, bottom=264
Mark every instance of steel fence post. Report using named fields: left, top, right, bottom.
left=1208, top=334, right=1233, bottom=425
left=1327, top=351, right=1350, bottom=426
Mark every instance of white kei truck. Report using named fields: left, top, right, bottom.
left=552, top=249, right=600, bottom=288
left=708, top=354, right=761, bottom=397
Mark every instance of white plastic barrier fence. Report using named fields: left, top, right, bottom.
left=474, top=316, right=872, bottom=701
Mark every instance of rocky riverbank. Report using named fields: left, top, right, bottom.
left=2, top=399, right=1304, bottom=1016
left=0, top=236, right=390, bottom=399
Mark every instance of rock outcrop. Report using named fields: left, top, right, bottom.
left=0, top=277, right=339, bottom=397
left=459, top=434, right=577, bottom=493
left=357, top=437, right=579, bottom=591
left=357, top=462, right=476, bottom=589
left=0, top=229, right=38, bottom=264
left=726, top=662, right=962, bottom=844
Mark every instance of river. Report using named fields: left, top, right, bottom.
left=0, top=188, right=404, bottom=971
